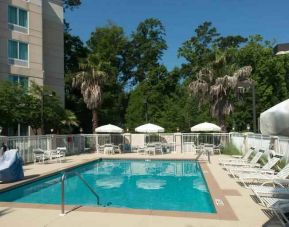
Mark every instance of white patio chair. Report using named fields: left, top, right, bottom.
left=145, top=146, right=156, bottom=155
left=103, top=144, right=114, bottom=154
left=136, top=146, right=146, bottom=155
left=33, top=148, right=50, bottom=164
left=53, top=147, right=66, bottom=161
left=155, top=143, right=163, bottom=155
left=239, top=163, right=289, bottom=188
left=192, top=143, right=203, bottom=154
left=213, top=144, right=221, bottom=154
left=97, top=145, right=105, bottom=153
left=113, top=145, right=122, bottom=154
left=228, top=157, right=280, bottom=178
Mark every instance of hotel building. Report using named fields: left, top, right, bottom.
left=0, top=0, right=64, bottom=135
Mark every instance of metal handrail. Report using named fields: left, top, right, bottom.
left=60, top=172, right=100, bottom=215
left=195, top=148, right=211, bottom=163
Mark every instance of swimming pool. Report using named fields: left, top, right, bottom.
left=0, top=159, right=216, bottom=213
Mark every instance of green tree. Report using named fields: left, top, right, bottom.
left=0, top=82, right=28, bottom=129
left=0, top=81, right=69, bottom=135
left=29, top=83, right=67, bottom=134
left=73, top=55, right=109, bottom=132
left=189, top=66, right=253, bottom=129
left=233, top=35, right=289, bottom=130
left=64, top=32, right=88, bottom=73
left=178, top=22, right=253, bottom=130
left=87, top=23, right=129, bottom=127
left=61, top=109, right=79, bottom=133
left=178, top=21, right=219, bottom=78
left=128, top=18, right=167, bottom=84
left=63, top=0, right=81, bottom=10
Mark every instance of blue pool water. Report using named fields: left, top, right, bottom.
left=0, top=159, right=216, bottom=213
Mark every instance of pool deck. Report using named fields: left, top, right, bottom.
left=0, top=152, right=281, bottom=226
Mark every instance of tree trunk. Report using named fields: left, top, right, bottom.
left=92, top=109, right=98, bottom=133
left=219, top=115, right=226, bottom=132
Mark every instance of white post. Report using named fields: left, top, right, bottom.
left=174, top=133, right=182, bottom=153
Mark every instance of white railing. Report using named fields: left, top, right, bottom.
left=230, top=133, right=289, bottom=163
left=3, top=132, right=289, bottom=164
left=182, top=133, right=231, bottom=153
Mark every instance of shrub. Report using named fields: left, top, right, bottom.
left=259, top=154, right=268, bottom=166
left=275, top=158, right=287, bottom=171
left=221, top=142, right=242, bottom=155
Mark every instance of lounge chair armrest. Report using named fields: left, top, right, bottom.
left=257, top=170, right=275, bottom=175
left=261, top=180, right=284, bottom=187
left=273, top=179, right=289, bottom=187
left=232, top=155, right=243, bottom=159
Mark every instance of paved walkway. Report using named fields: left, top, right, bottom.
left=0, top=153, right=282, bottom=226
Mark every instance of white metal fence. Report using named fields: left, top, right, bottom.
left=182, top=133, right=231, bottom=152
left=230, top=133, right=289, bottom=162
left=3, top=132, right=289, bottom=164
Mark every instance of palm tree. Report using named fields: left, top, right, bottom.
left=73, top=55, right=108, bottom=132
left=61, top=109, right=79, bottom=133
left=189, top=65, right=253, bottom=129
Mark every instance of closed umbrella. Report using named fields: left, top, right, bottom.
left=191, top=122, right=221, bottom=132
left=95, top=124, right=123, bottom=133
left=260, top=99, right=289, bottom=136
left=135, top=123, right=165, bottom=133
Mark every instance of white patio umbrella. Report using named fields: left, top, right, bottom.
left=95, top=124, right=123, bottom=133
left=135, top=123, right=165, bottom=133
left=190, top=122, right=221, bottom=132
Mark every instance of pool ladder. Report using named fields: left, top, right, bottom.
left=195, top=149, right=211, bottom=163
left=60, top=172, right=100, bottom=216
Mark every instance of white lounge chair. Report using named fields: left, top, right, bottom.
left=250, top=184, right=289, bottom=206
left=261, top=198, right=289, bottom=226
left=223, top=151, right=263, bottom=170
left=239, top=163, right=289, bottom=188
left=228, top=157, right=280, bottom=178
left=219, top=147, right=255, bottom=164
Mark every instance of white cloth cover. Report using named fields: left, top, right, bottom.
left=135, top=123, right=165, bottom=133
left=95, top=124, right=123, bottom=133
left=260, top=99, right=289, bottom=136
left=0, top=149, right=24, bottom=182
left=191, top=122, right=221, bottom=132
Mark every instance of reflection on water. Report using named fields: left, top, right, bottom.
left=95, top=176, right=124, bottom=189
left=84, top=160, right=201, bottom=177
left=136, top=179, right=166, bottom=190
left=193, top=178, right=209, bottom=193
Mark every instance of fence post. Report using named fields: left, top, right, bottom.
left=174, top=133, right=182, bottom=153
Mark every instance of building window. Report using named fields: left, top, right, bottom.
left=8, top=6, right=28, bottom=27
left=8, top=74, right=29, bottom=90
left=8, top=6, right=28, bottom=33
left=8, top=40, right=29, bottom=67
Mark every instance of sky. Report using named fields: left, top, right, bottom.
left=65, top=0, right=289, bottom=70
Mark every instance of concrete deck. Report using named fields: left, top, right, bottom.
left=0, top=153, right=281, bottom=226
